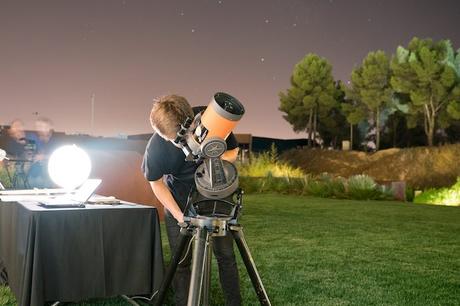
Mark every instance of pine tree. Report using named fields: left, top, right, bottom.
left=391, top=38, right=460, bottom=146
left=340, top=81, right=367, bottom=150
left=317, top=81, right=348, bottom=148
left=279, top=54, right=338, bottom=147
left=345, top=51, right=393, bottom=150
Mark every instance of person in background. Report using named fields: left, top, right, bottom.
left=0, top=119, right=30, bottom=188
left=28, top=117, right=55, bottom=188
left=3, top=119, right=27, bottom=159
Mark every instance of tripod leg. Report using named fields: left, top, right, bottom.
left=231, top=226, right=272, bottom=306
left=188, top=227, right=211, bottom=306
left=202, top=237, right=213, bottom=306
left=155, top=225, right=192, bottom=306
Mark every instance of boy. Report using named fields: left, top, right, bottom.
left=142, top=94, right=241, bottom=306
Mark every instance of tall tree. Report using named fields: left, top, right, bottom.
left=318, top=81, right=348, bottom=148
left=391, top=38, right=460, bottom=146
left=345, top=50, right=393, bottom=150
left=340, top=82, right=367, bottom=150
left=279, top=54, right=338, bottom=147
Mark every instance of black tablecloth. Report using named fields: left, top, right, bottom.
left=0, top=201, right=164, bottom=306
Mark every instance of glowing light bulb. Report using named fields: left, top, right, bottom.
left=48, top=145, right=91, bottom=189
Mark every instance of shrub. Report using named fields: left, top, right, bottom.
left=303, top=173, right=346, bottom=198
left=239, top=175, right=305, bottom=195
left=346, top=175, right=391, bottom=200
left=405, top=186, right=415, bottom=202
left=237, top=147, right=304, bottom=178
left=414, top=178, right=460, bottom=206
left=238, top=150, right=394, bottom=202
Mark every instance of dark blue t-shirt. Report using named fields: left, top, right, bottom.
left=142, top=106, right=238, bottom=209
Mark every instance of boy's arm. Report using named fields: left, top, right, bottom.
left=221, top=147, right=239, bottom=163
left=149, top=178, right=184, bottom=223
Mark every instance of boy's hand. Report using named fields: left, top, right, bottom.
left=176, top=213, right=184, bottom=224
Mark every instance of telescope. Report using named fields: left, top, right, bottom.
left=150, top=92, right=271, bottom=306
left=174, top=92, right=244, bottom=201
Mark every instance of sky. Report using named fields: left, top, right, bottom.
left=1, top=0, right=459, bottom=139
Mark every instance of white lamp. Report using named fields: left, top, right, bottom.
left=48, top=145, right=92, bottom=190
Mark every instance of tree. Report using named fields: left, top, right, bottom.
left=279, top=54, right=338, bottom=147
left=345, top=51, right=393, bottom=150
left=340, top=82, right=367, bottom=150
left=391, top=38, right=460, bottom=146
left=317, top=81, right=348, bottom=148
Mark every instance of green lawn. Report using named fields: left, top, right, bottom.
left=1, top=194, right=460, bottom=305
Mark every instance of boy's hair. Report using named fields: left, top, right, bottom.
left=150, top=94, right=194, bottom=140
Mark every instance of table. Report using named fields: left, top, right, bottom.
left=0, top=201, right=164, bottom=306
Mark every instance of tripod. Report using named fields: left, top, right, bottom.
left=153, top=192, right=271, bottom=306
left=3, top=159, right=31, bottom=189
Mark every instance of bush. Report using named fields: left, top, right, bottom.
left=237, top=146, right=306, bottom=195
left=414, top=178, right=460, bottom=206
left=405, top=186, right=415, bottom=202
left=303, top=173, right=346, bottom=198
left=346, top=175, right=392, bottom=200
left=239, top=175, right=305, bottom=195
left=237, top=149, right=394, bottom=202
left=237, top=146, right=304, bottom=178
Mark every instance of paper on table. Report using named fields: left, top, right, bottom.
left=88, top=195, right=121, bottom=204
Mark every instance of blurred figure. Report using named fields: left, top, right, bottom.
left=33, top=117, right=54, bottom=160
left=28, top=117, right=55, bottom=188
left=0, top=119, right=30, bottom=188
left=3, top=119, right=27, bottom=159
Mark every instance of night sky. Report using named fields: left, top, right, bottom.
left=1, top=0, right=459, bottom=139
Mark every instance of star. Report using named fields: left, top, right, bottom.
left=218, top=0, right=223, bottom=4
left=292, top=23, right=297, bottom=27
left=179, top=11, right=184, bottom=16
left=191, top=29, right=196, bottom=33
left=265, top=19, right=270, bottom=24
left=367, top=17, right=372, bottom=22
left=260, top=57, right=265, bottom=62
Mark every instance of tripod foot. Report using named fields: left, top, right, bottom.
left=231, top=225, right=272, bottom=306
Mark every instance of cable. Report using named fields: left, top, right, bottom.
left=127, top=233, right=194, bottom=303
left=127, top=289, right=159, bottom=303
left=179, top=236, right=194, bottom=265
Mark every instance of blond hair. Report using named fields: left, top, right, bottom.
left=150, top=94, right=194, bottom=139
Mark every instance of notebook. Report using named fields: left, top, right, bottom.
left=38, top=179, right=102, bottom=208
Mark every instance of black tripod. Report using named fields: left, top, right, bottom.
left=153, top=191, right=271, bottom=306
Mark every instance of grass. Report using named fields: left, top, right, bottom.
left=1, top=195, right=460, bottom=305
